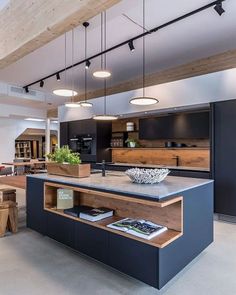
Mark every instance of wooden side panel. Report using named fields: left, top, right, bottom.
left=112, top=148, right=210, bottom=168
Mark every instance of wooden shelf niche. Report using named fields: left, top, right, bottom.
left=44, top=182, right=183, bottom=248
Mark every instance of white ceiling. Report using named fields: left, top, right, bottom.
left=0, top=0, right=235, bottom=108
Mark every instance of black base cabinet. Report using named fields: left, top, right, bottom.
left=26, top=178, right=47, bottom=235
left=75, top=223, right=109, bottom=264
left=46, top=212, right=75, bottom=248
left=108, top=233, right=158, bottom=288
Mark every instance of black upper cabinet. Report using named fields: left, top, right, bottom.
left=139, top=111, right=209, bottom=140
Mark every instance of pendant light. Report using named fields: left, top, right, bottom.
left=93, top=12, right=117, bottom=121
left=93, top=11, right=111, bottom=79
left=79, top=22, right=93, bottom=108
left=129, top=0, right=158, bottom=106
left=53, top=31, right=79, bottom=101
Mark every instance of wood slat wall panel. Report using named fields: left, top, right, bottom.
left=112, top=148, right=210, bottom=168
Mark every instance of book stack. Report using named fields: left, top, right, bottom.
left=64, top=206, right=113, bottom=222
left=107, top=218, right=167, bottom=240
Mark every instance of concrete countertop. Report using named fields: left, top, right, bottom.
left=106, top=162, right=210, bottom=172
left=28, top=173, right=213, bottom=201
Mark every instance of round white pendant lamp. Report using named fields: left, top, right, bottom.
left=93, top=114, right=117, bottom=120
left=54, top=31, right=78, bottom=104
left=79, top=22, right=93, bottom=108
left=130, top=96, right=158, bottom=105
left=129, top=0, right=158, bottom=106
left=53, top=89, right=78, bottom=97
left=64, top=102, right=80, bottom=108
left=93, top=70, right=111, bottom=78
left=93, top=12, right=117, bottom=121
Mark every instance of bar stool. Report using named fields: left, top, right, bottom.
left=0, top=201, right=18, bottom=237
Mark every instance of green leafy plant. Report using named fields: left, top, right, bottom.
left=125, top=137, right=137, bottom=144
left=46, top=145, right=81, bottom=165
left=125, top=137, right=140, bottom=148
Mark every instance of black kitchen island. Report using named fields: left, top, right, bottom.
left=26, top=173, right=213, bottom=289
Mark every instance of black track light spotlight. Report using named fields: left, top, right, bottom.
left=85, top=60, right=91, bottom=69
left=56, top=72, right=61, bottom=81
left=214, top=1, right=225, bottom=16
left=40, top=80, right=44, bottom=88
left=128, top=40, right=135, bottom=52
left=24, top=86, right=29, bottom=93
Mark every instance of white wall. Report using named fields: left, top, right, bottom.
left=0, top=118, right=57, bottom=163
left=59, top=68, right=236, bottom=122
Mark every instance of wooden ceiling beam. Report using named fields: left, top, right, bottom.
left=74, top=48, right=236, bottom=101
left=0, top=0, right=121, bottom=69
left=47, top=108, right=58, bottom=119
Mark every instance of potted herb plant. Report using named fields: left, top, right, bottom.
left=46, top=145, right=90, bottom=178
left=125, top=137, right=138, bottom=148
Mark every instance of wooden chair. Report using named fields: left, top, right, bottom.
left=0, top=201, right=18, bottom=237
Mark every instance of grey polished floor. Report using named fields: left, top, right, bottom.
left=0, top=221, right=235, bottom=295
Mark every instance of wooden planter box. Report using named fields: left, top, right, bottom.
left=47, top=163, right=91, bottom=178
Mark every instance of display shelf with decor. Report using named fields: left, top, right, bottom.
left=46, top=146, right=90, bottom=178
left=44, top=181, right=183, bottom=248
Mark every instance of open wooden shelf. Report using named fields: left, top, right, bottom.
left=44, top=182, right=183, bottom=249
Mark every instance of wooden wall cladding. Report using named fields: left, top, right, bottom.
left=112, top=148, right=210, bottom=168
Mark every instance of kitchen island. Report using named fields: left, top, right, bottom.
left=26, top=173, right=213, bottom=289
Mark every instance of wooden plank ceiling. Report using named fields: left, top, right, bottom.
left=0, top=0, right=121, bottom=69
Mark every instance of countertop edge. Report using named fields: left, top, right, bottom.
left=26, top=174, right=214, bottom=201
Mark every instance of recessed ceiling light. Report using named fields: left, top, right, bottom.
left=25, top=118, right=45, bottom=122
left=93, top=115, right=118, bottom=121
left=79, top=101, right=93, bottom=107
left=129, top=97, right=159, bottom=106
left=93, top=70, right=111, bottom=78
left=53, top=89, right=78, bottom=97
left=64, top=102, right=81, bottom=108
left=52, top=120, right=59, bottom=123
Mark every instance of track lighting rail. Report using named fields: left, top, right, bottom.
left=23, top=0, right=225, bottom=90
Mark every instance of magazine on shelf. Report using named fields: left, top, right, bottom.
left=80, top=207, right=114, bottom=222
left=107, top=218, right=167, bottom=240
left=64, top=206, right=93, bottom=218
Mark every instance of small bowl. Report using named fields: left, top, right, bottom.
left=125, top=168, right=170, bottom=184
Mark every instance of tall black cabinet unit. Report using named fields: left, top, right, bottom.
left=60, top=119, right=112, bottom=163
left=213, top=100, right=236, bottom=216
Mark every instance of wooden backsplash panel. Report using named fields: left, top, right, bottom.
left=112, top=148, right=210, bottom=168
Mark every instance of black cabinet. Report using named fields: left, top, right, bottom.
left=60, top=119, right=112, bottom=163
left=60, top=122, right=69, bottom=147
left=46, top=212, right=75, bottom=248
left=108, top=233, right=158, bottom=288
left=75, top=222, right=109, bottom=263
left=26, top=178, right=47, bottom=235
left=139, top=111, right=209, bottom=140
left=213, top=100, right=236, bottom=216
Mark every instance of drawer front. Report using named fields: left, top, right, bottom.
left=75, top=222, right=109, bottom=264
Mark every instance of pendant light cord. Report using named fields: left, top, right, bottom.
left=72, top=29, right=75, bottom=102
left=64, top=32, right=67, bottom=88
left=143, top=0, right=145, bottom=97
left=85, top=25, right=87, bottom=102
left=104, top=11, right=107, bottom=115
